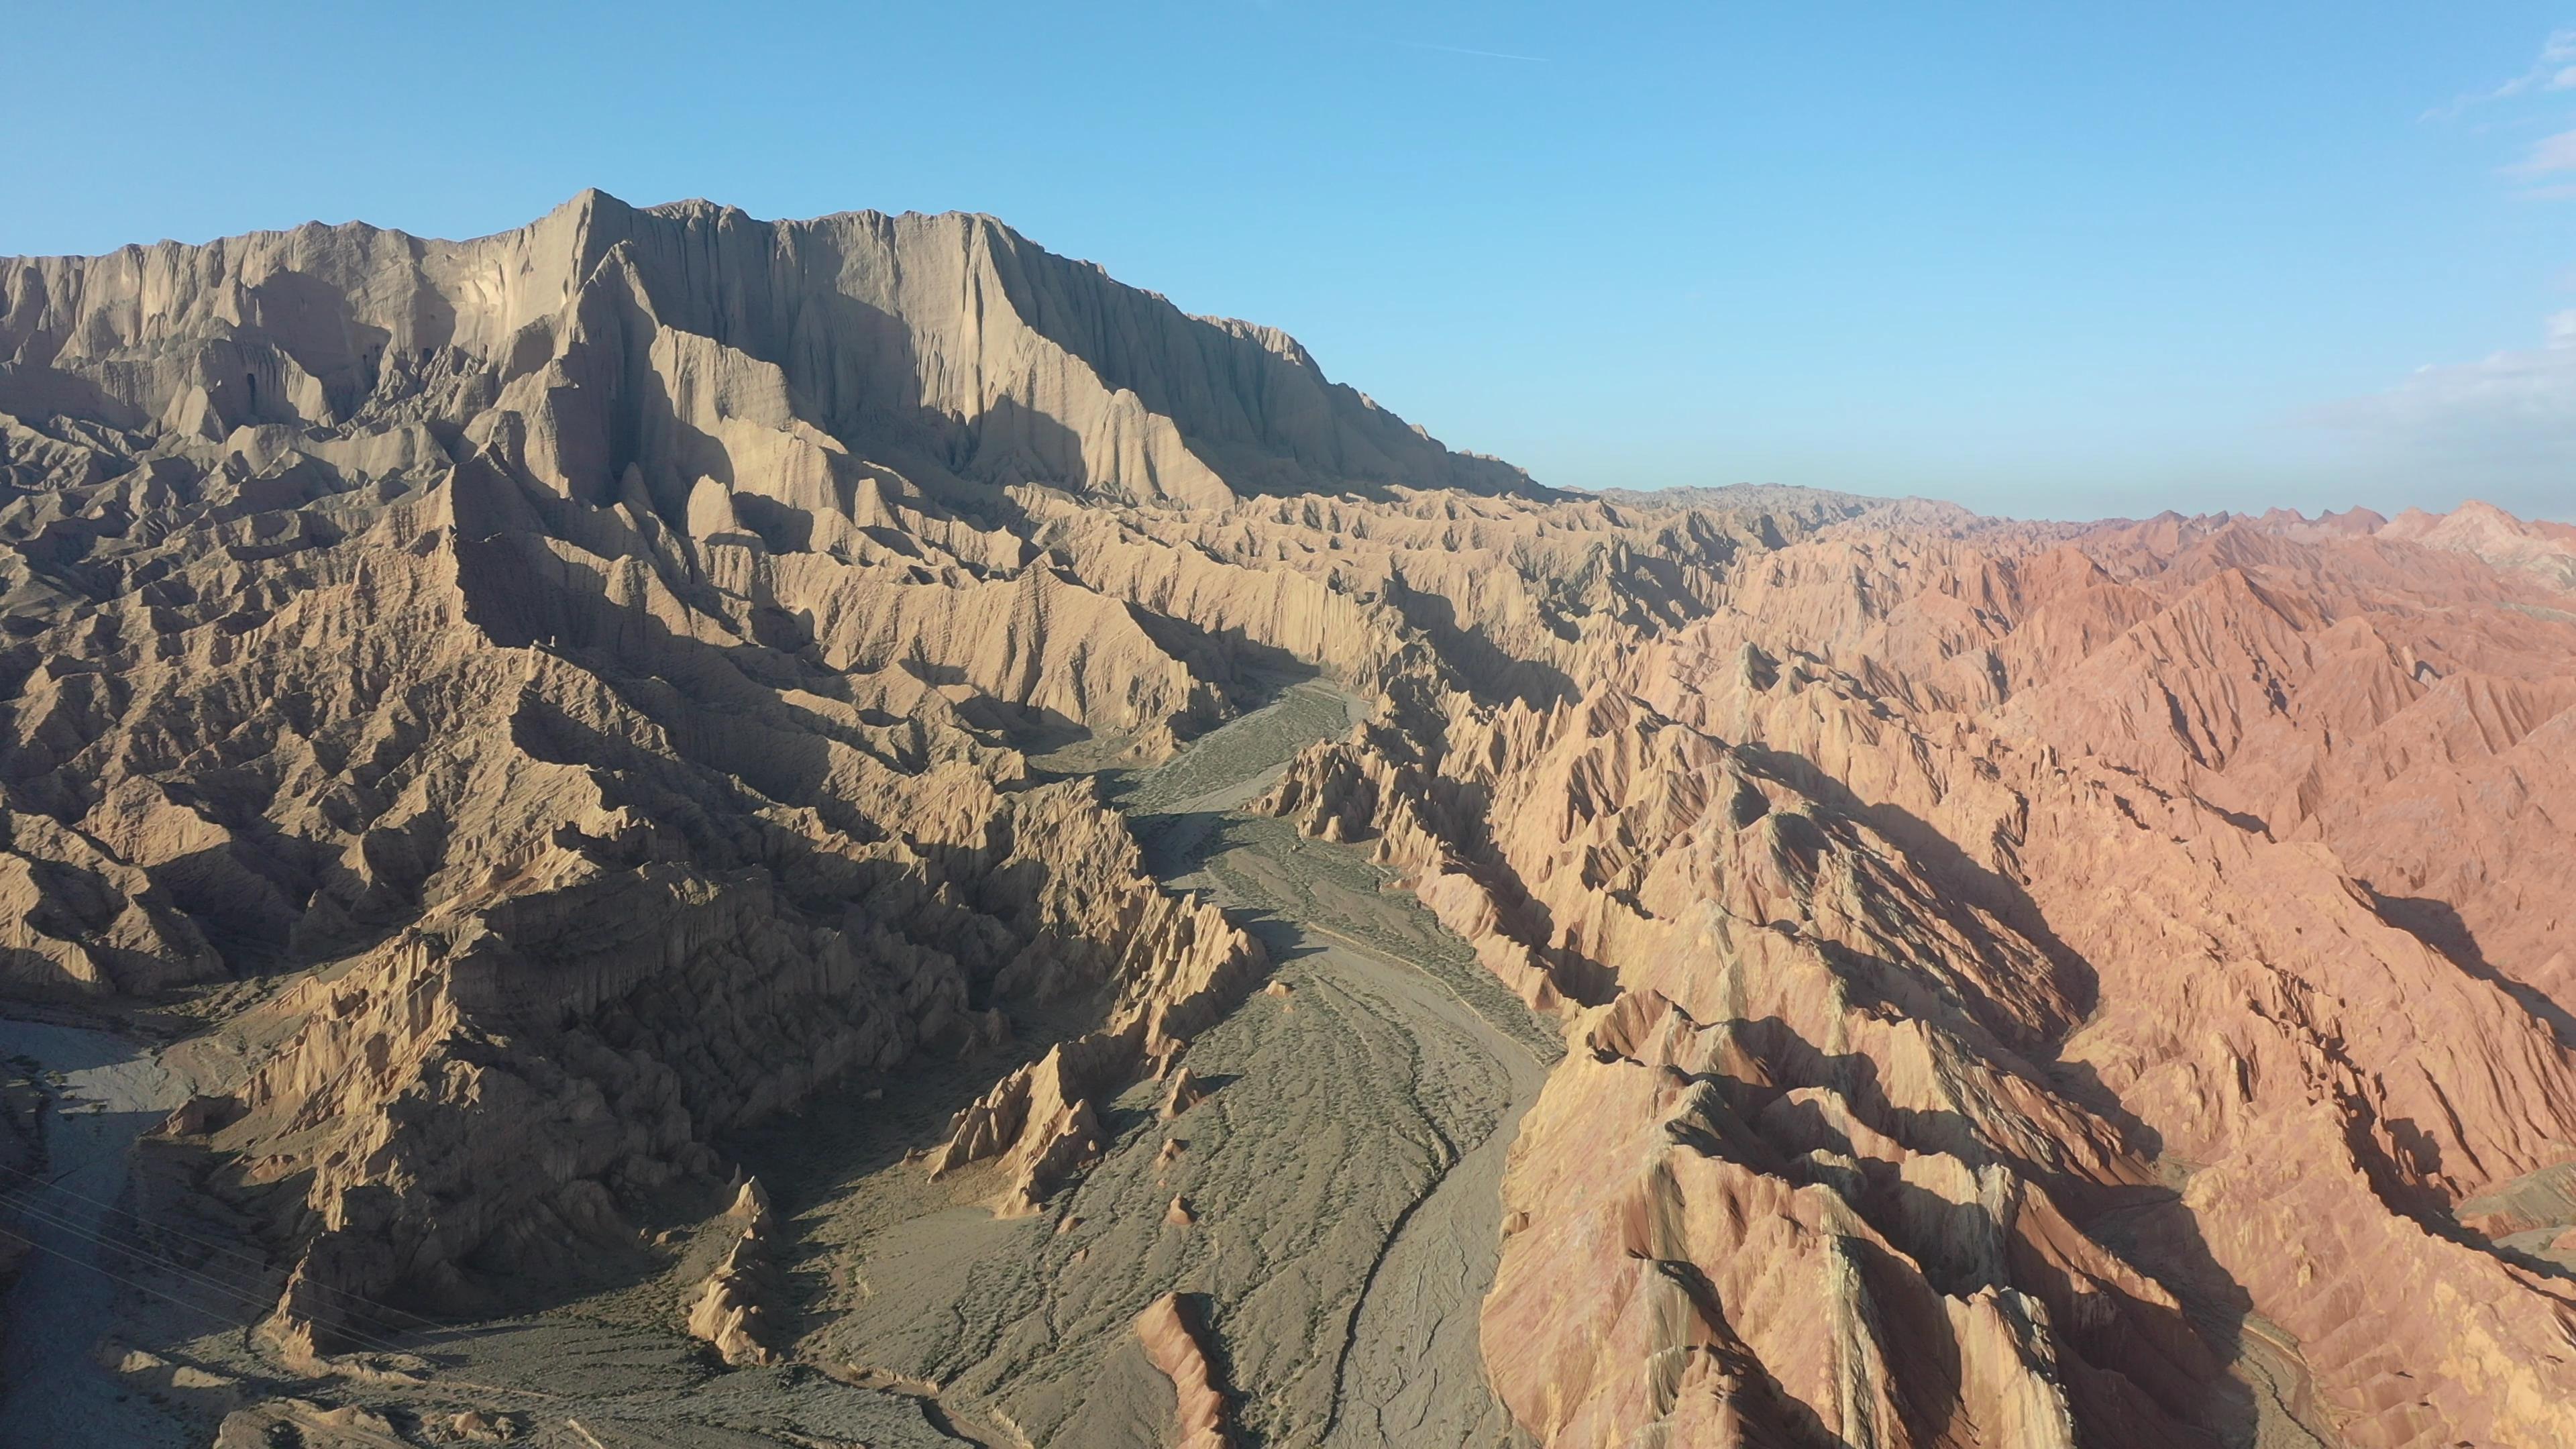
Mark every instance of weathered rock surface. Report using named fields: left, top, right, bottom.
left=684, top=1177, right=784, bottom=1365
left=1136, top=1291, right=1238, bottom=1449
left=3, top=193, right=2569, bottom=1449
left=926, top=881, right=1263, bottom=1214
left=1161, top=1064, right=1209, bottom=1119
left=1268, top=503, right=2576, bottom=1446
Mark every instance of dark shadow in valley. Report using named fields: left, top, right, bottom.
left=1381, top=570, right=1574, bottom=710
left=1128, top=808, right=1231, bottom=883
left=1684, top=1016, right=2266, bottom=1448
left=2370, top=888, right=2576, bottom=1047
left=1120, top=606, right=1321, bottom=720
left=1731, top=743, right=2105, bottom=1049
left=1650, top=735, right=2286, bottom=1443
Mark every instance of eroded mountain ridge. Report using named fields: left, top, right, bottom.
left=1, top=193, right=2572, bottom=1448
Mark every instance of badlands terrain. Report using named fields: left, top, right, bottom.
left=0, top=192, right=2572, bottom=1448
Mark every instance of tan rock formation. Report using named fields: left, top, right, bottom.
left=447, top=1411, right=521, bottom=1443
left=687, top=1228, right=784, bottom=1367
left=926, top=879, right=1263, bottom=1213
left=212, top=1399, right=407, bottom=1449
left=1135, top=1291, right=1236, bottom=1449
left=722, top=1175, right=773, bottom=1233
left=7, top=191, right=2571, bottom=1449
left=1161, top=1064, right=1210, bottom=1118
left=677, top=1171, right=788, bottom=1365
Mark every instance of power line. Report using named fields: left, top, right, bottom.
left=0, top=1148, right=455, bottom=1361
left=7, top=954, right=472, bottom=1342
left=0, top=1157, right=444, bottom=1339
left=0, top=1154, right=276, bottom=1273
left=0, top=1228, right=554, bottom=1421
left=0, top=1226, right=250, bottom=1336
left=0, top=1197, right=431, bottom=1361
left=8, top=940, right=693, bottom=1370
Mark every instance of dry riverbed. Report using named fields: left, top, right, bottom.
left=0, top=682, right=1558, bottom=1448
left=792, top=680, right=1556, bottom=1447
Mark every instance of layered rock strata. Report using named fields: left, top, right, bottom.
left=1267, top=506, right=2576, bottom=1447
left=5, top=193, right=2569, bottom=1449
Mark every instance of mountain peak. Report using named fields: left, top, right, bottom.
left=0, top=196, right=1544, bottom=508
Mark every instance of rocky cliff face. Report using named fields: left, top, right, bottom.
left=1267, top=506, right=2576, bottom=1447
left=3, top=195, right=2570, bottom=1449
left=0, top=191, right=1534, bottom=1354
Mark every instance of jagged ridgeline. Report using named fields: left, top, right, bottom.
left=20, top=190, right=2573, bottom=1449
left=0, top=191, right=1856, bottom=1397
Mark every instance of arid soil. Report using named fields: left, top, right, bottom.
left=782, top=680, right=1554, bottom=1447
left=1, top=194, right=2573, bottom=1448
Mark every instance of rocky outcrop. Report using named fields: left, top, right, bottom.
left=0, top=191, right=1540, bottom=519
left=1271, top=504, right=2576, bottom=1447
left=211, top=1399, right=408, bottom=1449
left=0, top=807, right=223, bottom=994
left=1161, top=1065, right=1209, bottom=1119
left=2378, top=498, right=2576, bottom=589
left=11, top=192, right=2572, bottom=1449
left=926, top=873, right=1263, bottom=1214
left=1135, top=1291, right=1235, bottom=1449
left=932, top=1043, right=1110, bottom=1216
left=684, top=1177, right=785, bottom=1366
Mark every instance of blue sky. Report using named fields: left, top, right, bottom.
left=5, top=3, right=2572, bottom=521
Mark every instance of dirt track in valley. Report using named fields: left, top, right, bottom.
left=796, top=680, right=1557, bottom=1447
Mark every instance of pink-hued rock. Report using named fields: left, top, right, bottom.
left=1135, top=1293, right=1235, bottom=1448
left=1269, top=503, right=2576, bottom=1448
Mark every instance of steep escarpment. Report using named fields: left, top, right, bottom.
left=0, top=190, right=1538, bottom=517
left=0, top=192, right=1573, bottom=1358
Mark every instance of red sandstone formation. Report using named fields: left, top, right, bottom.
left=1269, top=502, right=2576, bottom=1446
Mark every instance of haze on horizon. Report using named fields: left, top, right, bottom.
left=5, top=1, right=2569, bottom=523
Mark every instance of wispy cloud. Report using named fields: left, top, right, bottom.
left=2320, top=314, right=2576, bottom=455
left=2333, top=30, right=2576, bottom=504
left=2507, top=127, right=2576, bottom=178
left=2423, top=29, right=2576, bottom=121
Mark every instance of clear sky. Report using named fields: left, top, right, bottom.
left=6, top=3, right=2571, bottom=521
